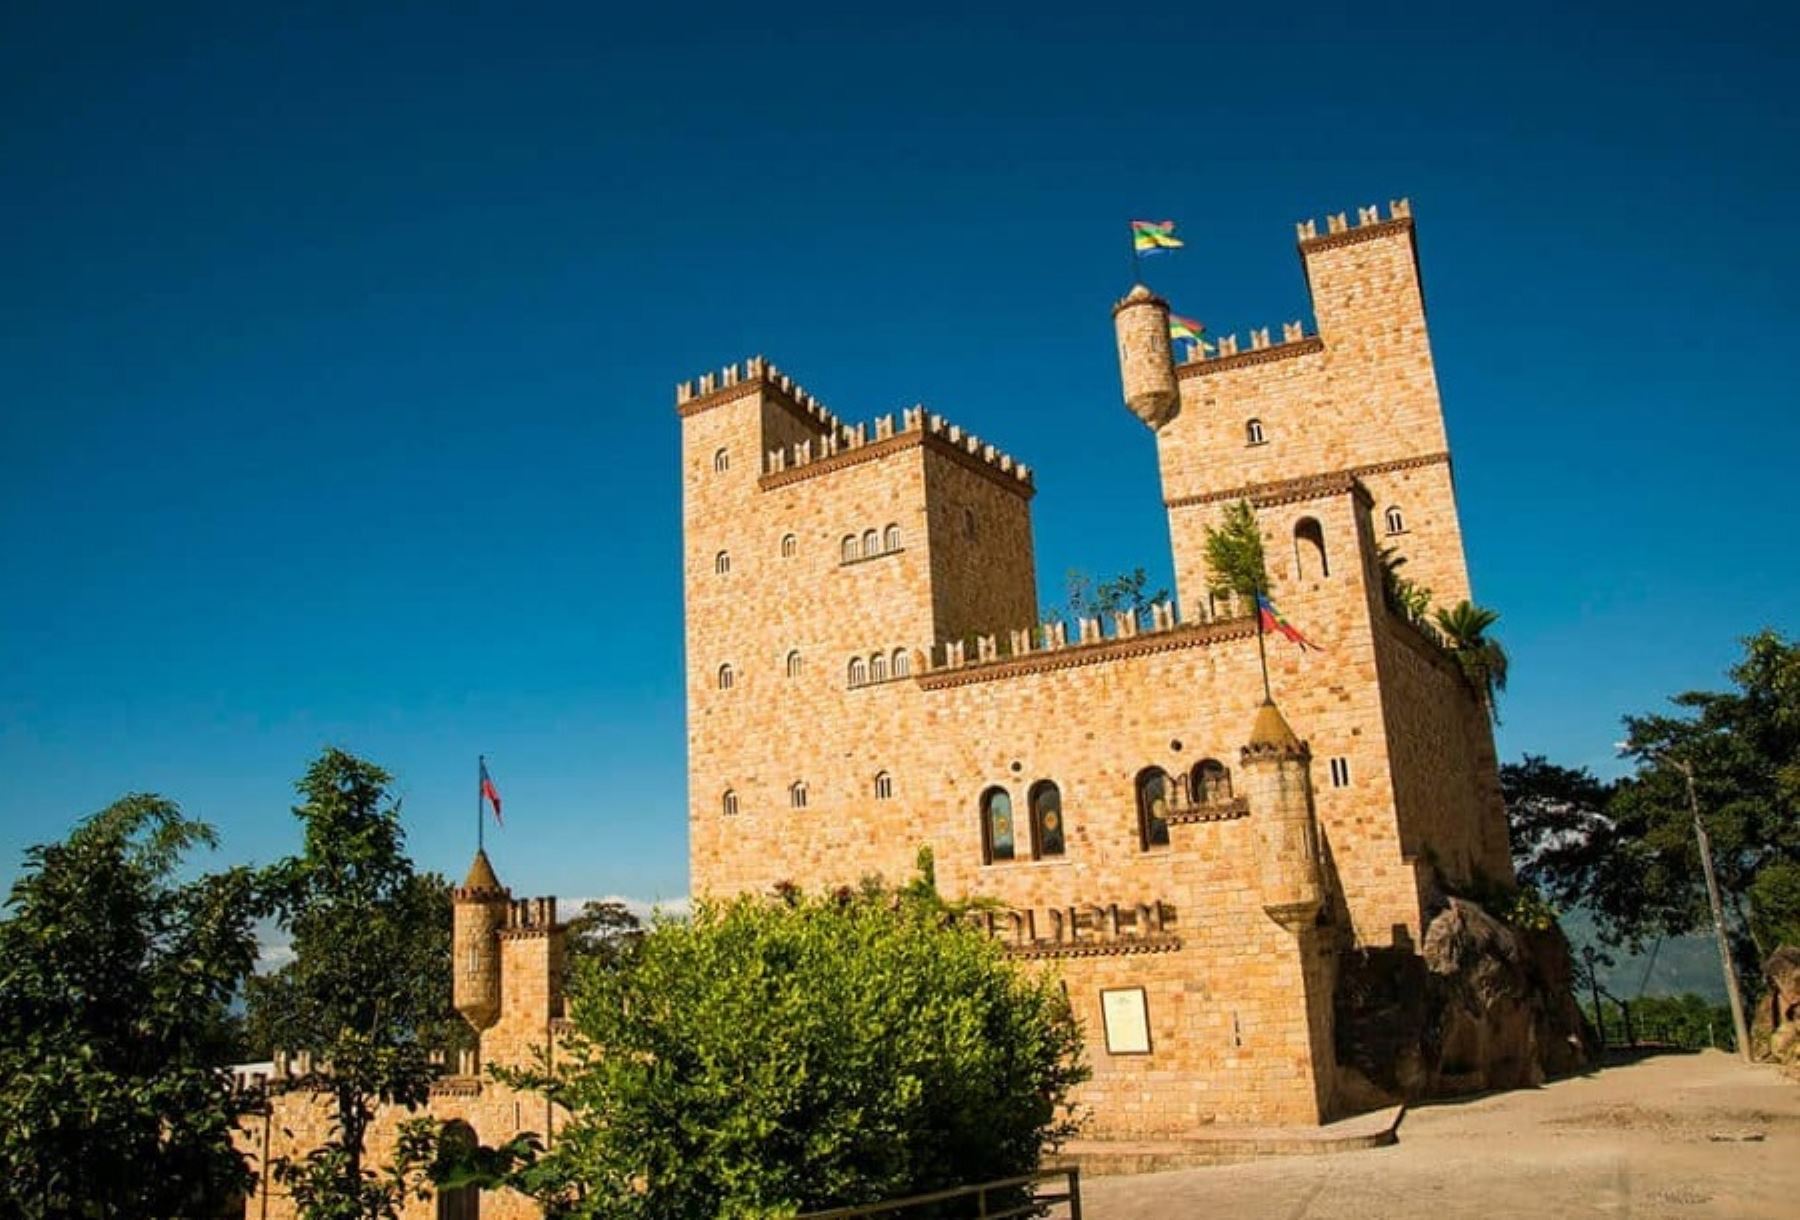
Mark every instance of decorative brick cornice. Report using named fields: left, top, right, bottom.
left=1298, top=215, right=1414, bottom=255
left=1177, top=336, right=1323, bottom=380
left=497, top=926, right=560, bottom=941
left=758, top=427, right=1035, bottom=501
left=1164, top=452, right=1449, bottom=511
left=917, top=618, right=1256, bottom=690
left=1006, top=934, right=1183, bottom=961
left=1165, top=798, right=1250, bottom=826
left=430, top=1076, right=483, bottom=1098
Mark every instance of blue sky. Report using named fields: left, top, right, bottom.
left=3, top=1, right=1796, bottom=904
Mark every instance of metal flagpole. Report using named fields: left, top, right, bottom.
left=477, top=755, right=485, bottom=853
left=1253, top=585, right=1273, bottom=703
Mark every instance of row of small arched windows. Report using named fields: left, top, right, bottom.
left=842, top=525, right=902, bottom=563
left=721, top=771, right=895, bottom=816
left=717, top=647, right=913, bottom=690
left=848, top=650, right=911, bottom=686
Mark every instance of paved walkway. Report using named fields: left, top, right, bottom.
left=1082, top=1050, right=1800, bottom=1219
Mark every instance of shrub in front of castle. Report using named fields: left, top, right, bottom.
left=497, top=875, right=1087, bottom=1218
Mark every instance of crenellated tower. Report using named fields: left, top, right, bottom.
left=452, top=849, right=507, bottom=1032
left=449, top=850, right=565, bottom=1073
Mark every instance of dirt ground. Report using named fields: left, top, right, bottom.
left=1083, top=1050, right=1800, bottom=1219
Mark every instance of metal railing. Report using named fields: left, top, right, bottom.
left=795, top=1167, right=1082, bottom=1220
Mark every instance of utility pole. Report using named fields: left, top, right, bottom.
left=1672, top=758, right=1753, bottom=1061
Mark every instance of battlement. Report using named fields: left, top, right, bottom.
left=498, top=895, right=558, bottom=936
left=1294, top=198, right=1412, bottom=248
left=918, top=596, right=1256, bottom=689
left=1176, top=318, right=1320, bottom=375
left=761, top=402, right=1033, bottom=490
left=675, top=355, right=849, bottom=433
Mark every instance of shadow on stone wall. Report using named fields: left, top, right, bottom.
left=1333, top=897, right=1594, bottom=1112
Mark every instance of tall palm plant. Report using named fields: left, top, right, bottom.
left=1433, top=600, right=1509, bottom=716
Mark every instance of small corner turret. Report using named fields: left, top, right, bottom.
left=1241, top=699, right=1326, bottom=933
left=1112, top=283, right=1179, bottom=430
left=452, top=849, right=509, bottom=1032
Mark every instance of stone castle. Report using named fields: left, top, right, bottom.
left=680, top=198, right=1516, bottom=1133
left=240, top=198, right=1549, bottom=1217
left=240, top=850, right=571, bottom=1219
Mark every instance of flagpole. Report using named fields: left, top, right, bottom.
left=1253, top=584, right=1273, bottom=703
left=477, top=755, right=484, bottom=854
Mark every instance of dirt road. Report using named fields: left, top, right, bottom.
left=1084, top=1050, right=1800, bottom=1219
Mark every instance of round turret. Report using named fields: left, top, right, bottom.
left=452, top=849, right=508, bottom=1032
left=1112, top=284, right=1180, bottom=429
left=1240, top=700, right=1325, bottom=931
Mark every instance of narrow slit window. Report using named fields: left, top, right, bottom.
left=848, top=657, right=868, bottom=687
left=790, top=781, right=808, bottom=809
left=715, top=550, right=730, bottom=575
left=1330, top=757, right=1351, bottom=788
left=1246, top=418, right=1266, bottom=445
left=786, top=650, right=802, bottom=678
left=891, top=648, right=910, bottom=677
left=869, top=652, right=888, bottom=682
left=717, top=663, right=735, bottom=690
left=713, top=448, right=729, bottom=473
left=883, top=523, right=901, bottom=551
left=1385, top=506, right=1406, bottom=535
left=874, top=771, right=893, bottom=800
left=862, top=527, right=880, bottom=556
left=781, top=533, right=798, bottom=557
left=1295, top=517, right=1329, bottom=579
left=722, top=789, right=738, bottom=816
left=841, top=535, right=858, bottom=563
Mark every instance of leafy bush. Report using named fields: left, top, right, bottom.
left=503, top=884, right=1086, bottom=1219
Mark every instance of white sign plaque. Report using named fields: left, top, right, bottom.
left=1100, top=986, right=1151, bottom=1055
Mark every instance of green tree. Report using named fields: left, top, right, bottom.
left=1202, top=500, right=1267, bottom=599
left=1433, top=600, right=1510, bottom=716
left=1501, top=754, right=1617, bottom=906
left=1377, top=545, right=1434, bottom=627
left=499, top=884, right=1087, bottom=1219
left=0, top=795, right=262, bottom=1219
left=560, top=899, right=646, bottom=989
left=254, top=749, right=460, bottom=1220
left=1056, top=567, right=1170, bottom=627
left=1610, top=630, right=1800, bottom=972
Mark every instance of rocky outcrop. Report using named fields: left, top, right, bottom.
left=1333, top=897, right=1593, bottom=1110
left=1753, top=945, right=1800, bottom=1068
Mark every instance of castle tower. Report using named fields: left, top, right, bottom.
left=1112, top=284, right=1179, bottom=430
left=452, top=849, right=508, bottom=1033
left=1241, top=699, right=1325, bottom=932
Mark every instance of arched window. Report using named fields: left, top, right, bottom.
left=874, top=771, right=893, bottom=800
left=841, top=535, right=858, bottom=563
left=1246, top=418, right=1266, bottom=445
left=713, top=448, right=729, bottom=473
left=1385, top=506, right=1406, bottom=535
left=848, top=657, right=868, bottom=686
left=869, top=652, right=888, bottom=682
left=1193, top=759, right=1232, bottom=805
left=1136, top=768, right=1172, bottom=850
left=883, top=523, right=901, bottom=551
left=436, top=1122, right=480, bottom=1219
left=786, top=650, right=802, bottom=678
left=1295, top=517, right=1329, bottom=579
left=714, top=550, right=730, bottom=575
left=1029, top=781, right=1065, bottom=859
left=722, top=789, right=739, bottom=816
left=790, top=781, right=808, bottom=809
left=862, top=527, right=880, bottom=556
left=717, top=663, right=734, bottom=690
left=891, top=648, right=910, bottom=677
left=781, top=533, right=798, bottom=557
left=981, top=787, right=1016, bottom=863
left=962, top=507, right=978, bottom=540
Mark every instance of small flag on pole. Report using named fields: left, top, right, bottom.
left=1131, top=219, right=1183, bottom=255
left=1256, top=593, right=1322, bottom=651
left=480, top=758, right=503, bottom=826
left=1169, top=312, right=1214, bottom=355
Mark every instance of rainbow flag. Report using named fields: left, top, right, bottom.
left=1131, top=219, right=1183, bottom=254
left=1169, top=314, right=1215, bottom=357
left=1256, top=593, right=1322, bottom=651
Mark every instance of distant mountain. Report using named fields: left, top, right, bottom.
left=1556, top=907, right=1727, bottom=1003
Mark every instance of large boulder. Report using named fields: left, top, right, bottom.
left=1758, top=945, right=1800, bottom=1066
left=1334, top=897, right=1592, bottom=1108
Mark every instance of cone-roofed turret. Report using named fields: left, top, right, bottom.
left=460, top=847, right=504, bottom=895
left=1113, top=282, right=1179, bottom=429
left=1241, top=698, right=1324, bottom=931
